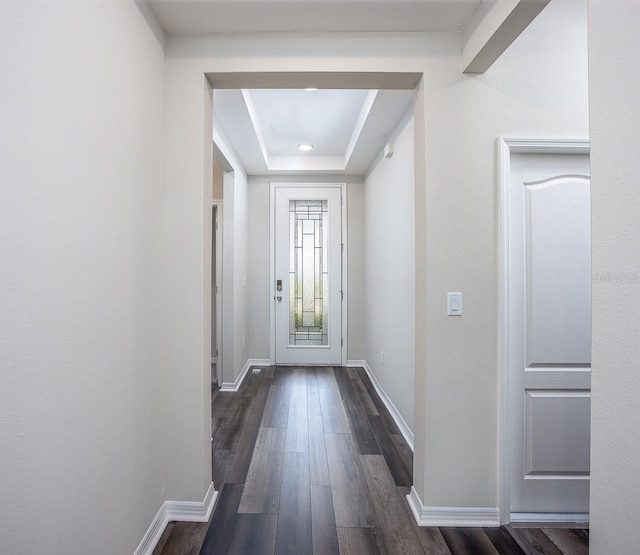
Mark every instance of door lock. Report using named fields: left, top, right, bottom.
left=276, top=279, right=282, bottom=291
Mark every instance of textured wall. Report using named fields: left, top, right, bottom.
left=364, top=114, right=416, bottom=431
left=589, top=1, right=640, bottom=552
left=0, top=1, right=166, bottom=553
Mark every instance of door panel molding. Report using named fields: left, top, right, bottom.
left=524, top=175, right=591, bottom=365
left=524, top=390, right=591, bottom=476
left=498, top=137, right=590, bottom=524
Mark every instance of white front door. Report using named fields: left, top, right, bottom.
left=273, top=185, right=343, bottom=365
left=508, top=152, right=591, bottom=517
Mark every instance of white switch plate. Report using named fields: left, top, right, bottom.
left=447, top=292, right=463, bottom=316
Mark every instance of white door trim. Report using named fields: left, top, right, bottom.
left=212, top=200, right=223, bottom=385
left=498, top=137, right=590, bottom=524
left=269, top=182, right=347, bottom=366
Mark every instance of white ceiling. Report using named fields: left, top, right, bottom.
left=148, top=0, right=483, bottom=35
left=147, top=0, right=543, bottom=175
left=250, top=89, right=368, bottom=156
left=213, top=88, right=416, bottom=175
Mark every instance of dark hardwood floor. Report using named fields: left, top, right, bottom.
left=154, top=366, right=589, bottom=555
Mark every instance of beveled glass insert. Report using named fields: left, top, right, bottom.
left=289, top=199, right=328, bottom=346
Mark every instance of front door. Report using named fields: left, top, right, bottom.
left=508, top=152, right=591, bottom=517
left=273, top=185, right=343, bottom=365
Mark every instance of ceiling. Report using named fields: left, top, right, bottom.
left=145, top=0, right=543, bottom=175
left=146, top=0, right=480, bottom=176
left=148, top=0, right=483, bottom=35
left=213, top=87, right=416, bottom=175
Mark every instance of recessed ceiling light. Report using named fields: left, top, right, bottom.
left=298, top=144, right=314, bottom=152
left=304, top=87, right=318, bottom=92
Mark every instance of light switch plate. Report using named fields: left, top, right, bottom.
left=447, top=292, right=463, bottom=316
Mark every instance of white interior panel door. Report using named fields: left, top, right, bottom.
left=509, top=153, right=591, bottom=516
left=274, top=185, right=342, bottom=365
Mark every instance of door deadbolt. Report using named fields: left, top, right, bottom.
left=276, top=279, right=282, bottom=291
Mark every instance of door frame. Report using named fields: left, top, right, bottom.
left=212, top=201, right=223, bottom=384
left=269, top=182, right=348, bottom=366
left=498, top=138, right=590, bottom=524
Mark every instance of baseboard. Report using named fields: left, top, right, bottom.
left=407, top=486, right=500, bottom=527
left=220, top=358, right=271, bottom=391
left=134, top=504, right=169, bottom=555
left=510, top=512, right=590, bottom=523
left=166, top=481, right=218, bottom=522
left=346, top=360, right=414, bottom=452
left=134, top=482, right=218, bottom=555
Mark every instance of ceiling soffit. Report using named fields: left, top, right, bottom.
left=213, top=86, right=416, bottom=175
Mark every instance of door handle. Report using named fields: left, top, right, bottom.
left=277, top=296, right=283, bottom=302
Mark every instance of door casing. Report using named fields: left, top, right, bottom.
left=498, top=137, right=591, bottom=524
left=269, top=182, right=348, bottom=365
left=212, top=201, right=223, bottom=385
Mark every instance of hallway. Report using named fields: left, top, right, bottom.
left=155, top=366, right=589, bottom=554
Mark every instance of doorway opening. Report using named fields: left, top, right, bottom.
left=207, top=72, right=425, bottom=500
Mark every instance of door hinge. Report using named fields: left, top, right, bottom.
left=341, top=243, right=344, bottom=253
left=340, top=290, right=344, bottom=300
left=215, top=349, right=218, bottom=357
left=341, top=338, right=344, bottom=347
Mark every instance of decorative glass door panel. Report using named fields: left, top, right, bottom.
left=290, top=200, right=328, bottom=346
left=274, top=185, right=342, bottom=365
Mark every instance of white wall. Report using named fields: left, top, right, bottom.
left=162, top=0, right=588, bottom=511
left=0, top=2, right=166, bottom=553
left=347, top=181, right=366, bottom=360
left=162, top=69, right=213, bottom=501
left=222, top=170, right=236, bottom=383
left=247, top=176, right=271, bottom=358
left=364, top=113, right=415, bottom=431
left=163, top=76, right=253, bottom=496
left=246, top=176, right=365, bottom=361
left=211, top=162, right=224, bottom=368
left=416, top=0, right=589, bottom=508
left=588, top=1, right=640, bottom=552
left=230, top=169, right=249, bottom=382
left=213, top=125, right=250, bottom=386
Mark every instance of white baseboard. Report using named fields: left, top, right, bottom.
left=166, top=481, right=218, bottom=522
left=346, top=360, right=414, bottom=452
left=134, top=482, right=218, bottom=555
left=510, top=512, right=590, bottom=523
left=220, top=358, right=271, bottom=392
left=407, top=486, right=500, bottom=527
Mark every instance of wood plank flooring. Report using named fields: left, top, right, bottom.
left=155, top=366, right=589, bottom=555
